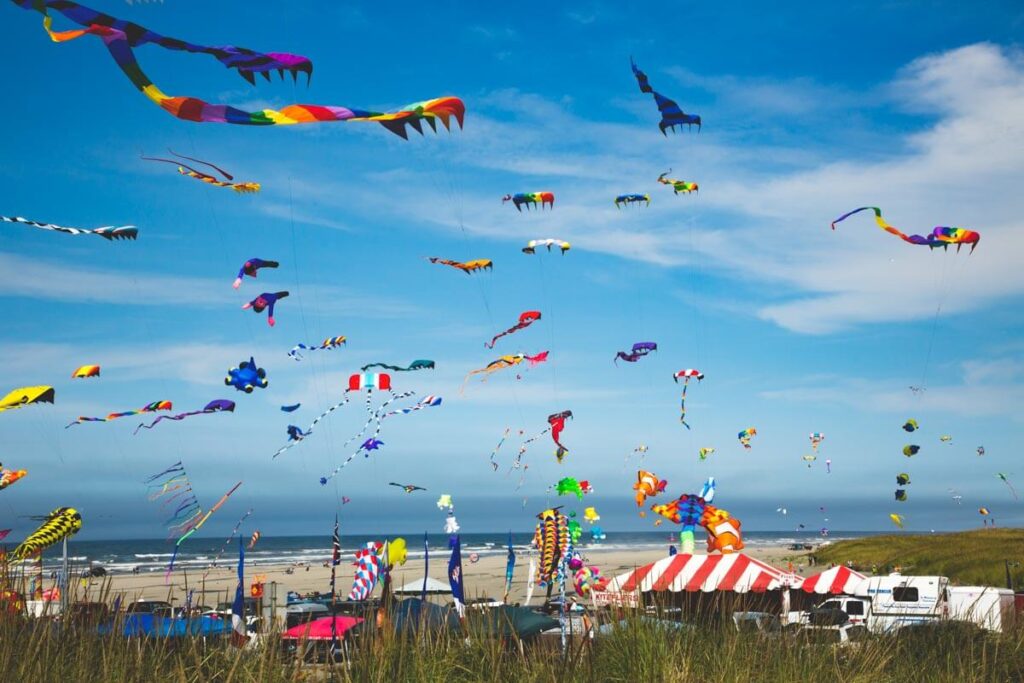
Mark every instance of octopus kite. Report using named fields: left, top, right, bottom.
left=615, top=194, right=650, bottom=208
left=486, top=311, right=541, bottom=349
left=233, top=258, right=279, bottom=289
left=1, top=215, right=137, bottom=240
left=225, top=357, right=268, bottom=393
left=831, top=207, right=980, bottom=252
left=503, top=192, right=554, bottom=211
left=10, top=507, right=83, bottom=562
left=142, top=150, right=260, bottom=194
left=134, top=399, right=235, bottom=433
left=461, top=352, right=549, bottom=392
left=615, top=342, right=657, bottom=364
left=242, top=291, right=289, bottom=326
left=523, top=239, right=570, bottom=255
left=66, top=400, right=172, bottom=428
left=657, top=171, right=698, bottom=195
left=289, top=336, right=347, bottom=360
left=14, top=1, right=466, bottom=137
left=71, top=365, right=100, bottom=379
left=630, top=58, right=702, bottom=134
left=674, top=369, right=704, bottom=429
left=360, top=360, right=435, bottom=372
left=428, top=257, right=493, bottom=274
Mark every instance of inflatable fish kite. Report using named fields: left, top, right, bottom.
left=634, top=470, right=667, bottom=507
left=0, top=468, right=27, bottom=491
left=738, top=428, right=757, bottom=449
left=831, top=207, right=980, bottom=252
left=903, top=419, right=919, bottom=432
left=902, top=445, right=920, bottom=457
left=503, top=192, right=554, bottom=211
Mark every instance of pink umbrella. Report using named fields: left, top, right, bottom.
left=281, top=616, right=364, bottom=641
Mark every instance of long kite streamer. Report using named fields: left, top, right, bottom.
left=288, top=336, right=347, bottom=360
left=134, top=399, right=235, bottom=433
left=486, top=311, right=541, bottom=349
left=66, top=400, right=172, bottom=428
left=15, top=1, right=465, bottom=138
left=831, top=207, right=980, bottom=252
left=142, top=150, right=260, bottom=193
left=461, top=352, right=549, bottom=393
left=1, top=215, right=137, bottom=240
left=360, top=360, right=435, bottom=372
left=673, top=369, right=704, bottom=429
left=169, top=480, right=243, bottom=575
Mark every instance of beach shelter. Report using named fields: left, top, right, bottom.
left=800, top=565, right=866, bottom=595
left=472, top=605, right=559, bottom=639
left=392, top=598, right=460, bottom=633
left=393, top=576, right=452, bottom=596
left=606, top=553, right=802, bottom=594
left=281, top=616, right=364, bottom=641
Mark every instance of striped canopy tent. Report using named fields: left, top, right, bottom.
left=606, top=553, right=803, bottom=594
left=800, top=565, right=866, bottom=595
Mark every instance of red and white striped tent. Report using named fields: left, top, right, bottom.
left=800, top=565, right=866, bottom=595
left=605, top=554, right=803, bottom=594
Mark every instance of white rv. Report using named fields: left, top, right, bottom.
left=945, top=585, right=1016, bottom=633
left=854, top=574, right=946, bottom=632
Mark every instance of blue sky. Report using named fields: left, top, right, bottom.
left=2, top=1, right=1023, bottom=541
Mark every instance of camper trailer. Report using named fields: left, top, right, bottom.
left=945, top=586, right=1015, bottom=633
left=853, top=574, right=947, bottom=632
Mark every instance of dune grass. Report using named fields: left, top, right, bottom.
left=812, top=528, right=1024, bottom=587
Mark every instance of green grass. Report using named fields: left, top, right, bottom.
left=812, top=528, right=1024, bottom=587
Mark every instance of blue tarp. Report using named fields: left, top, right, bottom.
left=98, top=613, right=234, bottom=637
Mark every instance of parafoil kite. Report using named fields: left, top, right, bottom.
left=0, top=386, right=55, bottom=413
left=428, top=257, right=493, bottom=274
left=10, top=508, right=82, bottom=561
left=1, top=215, right=137, bottom=241
left=630, top=58, right=701, bottom=134
left=657, top=171, right=698, bottom=194
left=809, top=433, right=825, bottom=451
left=555, top=477, right=584, bottom=500
left=503, top=192, right=554, bottom=211
left=14, top=1, right=466, bottom=138
left=242, top=291, right=289, bottom=326
left=225, top=357, right=268, bottom=393
left=738, top=427, right=757, bottom=449
left=233, top=258, right=279, bottom=289
left=523, top=239, right=570, bottom=255
left=360, top=360, right=435, bottom=372
left=889, top=513, right=905, bottom=529
left=71, top=365, right=100, bottom=379
left=390, top=482, right=426, bottom=493
left=583, top=507, right=600, bottom=523
left=615, top=194, right=650, bottom=208
left=288, top=336, right=346, bottom=360
left=903, top=445, right=920, bottom=457
left=997, top=473, right=1018, bottom=500
left=0, top=468, right=27, bottom=491
left=903, top=419, right=919, bottom=432
left=895, top=489, right=908, bottom=502
left=698, top=447, right=715, bottom=461
left=615, top=342, right=657, bottom=364
left=634, top=470, right=668, bottom=507
left=896, top=473, right=911, bottom=486
left=673, top=369, right=704, bottom=429
left=66, top=400, right=171, bottom=428
left=486, top=311, right=541, bottom=349
left=134, top=399, right=234, bottom=433
left=461, top=352, right=549, bottom=392
left=142, top=150, right=260, bottom=194
left=830, top=207, right=980, bottom=253
left=532, top=507, right=569, bottom=587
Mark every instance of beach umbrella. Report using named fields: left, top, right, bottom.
left=281, top=616, right=364, bottom=641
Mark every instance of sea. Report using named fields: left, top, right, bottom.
left=21, top=530, right=883, bottom=576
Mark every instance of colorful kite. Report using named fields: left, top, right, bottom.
left=673, top=369, right=704, bottom=429
left=428, top=257, right=493, bottom=274
left=286, top=425, right=307, bottom=441
left=634, top=470, right=668, bottom=507
left=66, top=400, right=171, bottom=428
left=555, top=477, right=584, bottom=500
left=168, top=480, right=243, bottom=573
left=698, top=447, right=715, bottom=461
left=360, top=360, right=435, bottom=372
left=487, top=311, right=541, bottom=349
left=233, top=258, right=279, bottom=289
left=142, top=150, right=260, bottom=193
left=0, top=386, right=55, bottom=413
left=134, top=399, right=235, bottom=433
left=71, top=365, right=100, bottom=379
left=11, top=508, right=82, bottom=561
left=939, top=435, right=953, bottom=444
left=802, top=454, right=817, bottom=468
left=348, top=542, right=384, bottom=601
left=738, top=428, right=757, bottom=449
left=15, top=1, right=466, bottom=137
left=615, top=194, right=650, bottom=208
left=1, top=215, right=137, bottom=240
left=903, top=445, right=920, bottom=457
left=809, top=432, right=825, bottom=451
left=461, top=352, right=549, bottom=392
left=248, top=531, right=260, bottom=550
left=630, top=58, right=701, bottom=134
left=436, top=494, right=453, bottom=510
left=242, top=291, right=289, bottom=326
left=826, top=459, right=832, bottom=474
left=288, top=336, right=346, bottom=360
left=614, top=342, right=657, bottom=364
left=895, top=490, right=908, bottom=502
left=382, top=395, right=442, bottom=417
left=489, top=428, right=511, bottom=471
left=548, top=410, right=573, bottom=462
left=997, top=473, right=1018, bottom=500
left=360, top=438, right=384, bottom=452
left=523, top=239, right=570, bottom=255
left=503, top=192, right=554, bottom=211
left=281, top=404, right=300, bottom=412
left=532, top=507, right=569, bottom=587
left=903, top=419, right=919, bottom=432
left=583, top=507, right=600, bottom=523
left=0, top=468, right=27, bottom=491
left=657, top=171, right=698, bottom=194
left=225, top=357, right=268, bottom=393
left=831, top=207, right=980, bottom=252
left=896, top=473, right=911, bottom=486
left=889, top=513, right=905, bottom=529
left=979, top=507, right=990, bottom=517
left=390, top=482, right=426, bottom=493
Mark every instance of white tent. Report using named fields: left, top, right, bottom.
left=393, top=577, right=452, bottom=595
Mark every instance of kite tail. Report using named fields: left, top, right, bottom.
left=272, top=392, right=351, bottom=458
left=318, top=391, right=415, bottom=485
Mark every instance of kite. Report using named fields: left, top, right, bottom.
left=673, top=369, right=704, bottom=429
left=826, top=459, right=832, bottom=474
left=66, top=400, right=171, bottom=428
left=903, top=445, right=920, bottom=457
left=634, top=470, right=668, bottom=507
left=809, top=433, right=825, bottom=451
left=896, top=473, right=911, bottom=486
left=14, top=1, right=466, bottom=137
left=360, top=438, right=384, bottom=452
left=461, top=352, right=549, bottom=392
left=201, top=508, right=253, bottom=578
left=168, top=480, right=243, bottom=573
left=288, top=336, right=346, bottom=360
left=802, top=454, right=817, bottom=468
left=997, top=473, right=1018, bottom=500
left=909, top=385, right=926, bottom=394
left=583, top=507, right=600, bottom=523
left=390, top=482, right=426, bottom=493
left=142, top=150, right=260, bottom=194
left=0, top=386, right=55, bottom=413
left=10, top=507, right=83, bottom=561
left=233, top=258, right=279, bottom=289
left=0, top=530, right=10, bottom=542
left=977, top=446, right=986, bottom=457
left=348, top=542, right=384, bottom=601
left=614, top=342, right=657, bottom=364
left=555, top=477, right=584, bottom=500
left=939, top=435, right=953, bottom=444
left=486, top=312, right=541, bottom=349
left=145, top=462, right=199, bottom=538
left=428, top=257, right=492, bottom=274
left=895, top=490, right=908, bottom=502
left=360, top=360, right=435, bottom=372
left=341, top=496, right=351, bottom=505
left=286, top=425, right=307, bottom=442
left=889, top=513, right=905, bottom=529
left=503, top=192, right=554, bottom=211
left=382, top=395, right=442, bottom=417
left=776, top=507, right=787, bottom=516
left=738, top=428, right=757, bottom=450
left=979, top=507, right=990, bottom=517
left=443, top=512, right=460, bottom=536
left=281, top=404, right=300, bottom=412
left=0, top=468, right=27, bottom=491
left=134, top=399, right=235, bottom=433
left=489, top=428, right=511, bottom=471
left=830, top=207, right=980, bottom=253
left=698, top=447, right=715, bottom=461
left=948, top=489, right=963, bottom=505
left=630, top=58, right=701, bottom=134
left=248, top=531, right=260, bottom=550
left=591, top=526, right=606, bottom=541
left=657, top=171, right=698, bottom=195
left=1, top=215, right=137, bottom=240
left=71, top=365, right=100, bottom=379
left=579, top=480, right=593, bottom=494
left=615, top=194, right=650, bottom=208
left=547, top=410, right=573, bottom=462
left=225, top=357, right=268, bottom=393
left=522, top=239, right=570, bottom=255
left=532, top=507, right=569, bottom=587
left=903, top=419, right=919, bottom=432
left=242, top=291, right=289, bottom=326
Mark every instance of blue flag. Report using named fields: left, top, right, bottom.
left=231, top=536, right=246, bottom=647
left=448, top=534, right=465, bottom=616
